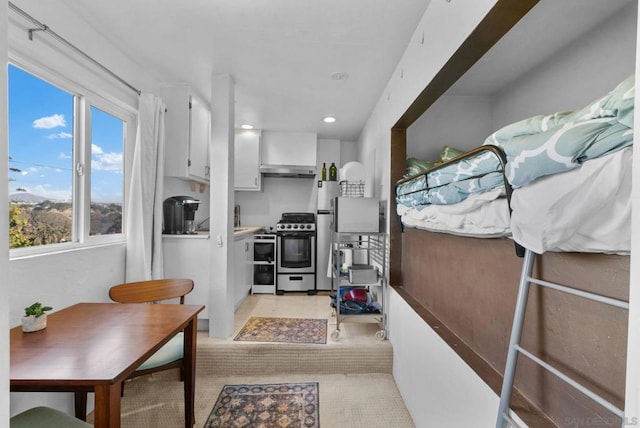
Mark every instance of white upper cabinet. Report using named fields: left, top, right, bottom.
left=234, top=129, right=262, bottom=191
left=188, top=94, right=210, bottom=181
left=261, top=131, right=317, bottom=166
left=160, top=83, right=211, bottom=183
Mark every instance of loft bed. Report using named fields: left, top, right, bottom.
left=392, top=69, right=633, bottom=425
left=396, top=75, right=633, bottom=255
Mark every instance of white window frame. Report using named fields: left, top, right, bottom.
left=8, top=55, right=136, bottom=259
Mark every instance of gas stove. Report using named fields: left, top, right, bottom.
left=276, top=212, right=316, bottom=232
left=276, top=212, right=317, bottom=294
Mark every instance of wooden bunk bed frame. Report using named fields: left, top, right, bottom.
left=389, top=0, right=630, bottom=426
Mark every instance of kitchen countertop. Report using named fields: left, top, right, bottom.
left=162, top=231, right=210, bottom=239
left=233, top=226, right=265, bottom=240
left=162, top=226, right=265, bottom=240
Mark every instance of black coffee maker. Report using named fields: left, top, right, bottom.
left=163, top=196, right=201, bottom=234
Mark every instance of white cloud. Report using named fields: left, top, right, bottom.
left=47, top=132, right=73, bottom=139
left=92, top=144, right=104, bottom=154
left=58, top=152, right=72, bottom=160
left=30, top=184, right=72, bottom=201
left=33, top=114, right=66, bottom=129
left=92, top=151, right=123, bottom=173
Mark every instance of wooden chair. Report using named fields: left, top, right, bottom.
left=108, top=278, right=195, bottom=386
left=75, top=278, right=195, bottom=421
left=10, top=406, right=92, bottom=428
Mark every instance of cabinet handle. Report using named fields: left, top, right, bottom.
left=254, top=177, right=257, bottom=186
left=205, top=166, right=211, bottom=176
left=245, top=242, right=249, bottom=252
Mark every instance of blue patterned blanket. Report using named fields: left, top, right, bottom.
left=396, top=75, right=634, bottom=208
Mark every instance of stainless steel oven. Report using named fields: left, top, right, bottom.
left=276, top=213, right=316, bottom=294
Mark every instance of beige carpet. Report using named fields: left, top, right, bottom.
left=93, top=294, right=415, bottom=427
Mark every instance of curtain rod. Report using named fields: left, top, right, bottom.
left=8, top=2, right=142, bottom=96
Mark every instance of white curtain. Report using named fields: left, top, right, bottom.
left=125, top=93, right=166, bottom=282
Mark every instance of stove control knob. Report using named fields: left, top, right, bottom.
left=286, top=224, right=292, bottom=229
left=306, top=224, right=312, bottom=229
left=293, top=224, right=299, bottom=229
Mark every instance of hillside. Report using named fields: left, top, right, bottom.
left=9, top=199, right=122, bottom=248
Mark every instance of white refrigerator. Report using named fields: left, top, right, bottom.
left=316, top=180, right=340, bottom=290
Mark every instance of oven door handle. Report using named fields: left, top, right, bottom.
left=278, top=231, right=315, bottom=238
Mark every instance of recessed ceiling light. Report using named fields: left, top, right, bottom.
left=241, top=124, right=254, bottom=130
left=330, top=72, right=349, bottom=81
left=323, top=116, right=336, bottom=123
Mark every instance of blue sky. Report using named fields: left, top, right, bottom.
left=8, top=65, right=123, bottom=203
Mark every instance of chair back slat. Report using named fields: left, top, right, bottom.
left=109, top=279, right=194, bottom=304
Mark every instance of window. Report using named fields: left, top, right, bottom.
left=89, top=106, right=124, bottom=236
left=8, top=64, right=130, bottom=251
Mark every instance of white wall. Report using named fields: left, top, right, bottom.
left=8, top=246, right=125, bottom=327
left=208, top=73, right=235, bottom=338
left=318, top=138, right=341, bottom=174
left=9, top=1, right=159, bottom=105
left=235, top=177, right=318, bottom=230
left=407, top=95, right=495, bottom=161
left=492, top=1, right=637, bottom=130
left=359, top=0, right=498, bottom=202
left=340, top=141, right=358, bottom=165
left=1, top=0, right=10, bottom=423
left=357, top=1, right=501, bottom=424
left=389, top=289, right=500, bottom=427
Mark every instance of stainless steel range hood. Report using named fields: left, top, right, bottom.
left=259, top=164, right=317, bottom=178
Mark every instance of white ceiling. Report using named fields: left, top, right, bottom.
left=57, top=0, right=432, bottom=141
left=19, top=0, right=632, bottom=142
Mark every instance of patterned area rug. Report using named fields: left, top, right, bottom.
left=234, top=317, right=327, bottom=344
left=205, top=382, right=320, bottom=428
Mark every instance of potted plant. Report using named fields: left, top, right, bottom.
left=22, top=302, right=52, bottom=333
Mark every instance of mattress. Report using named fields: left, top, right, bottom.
left=397, top=148, right=632, bottom=254
left=510, top=147, right=632, bottom=255
left=396, top=186, right=511, bottom=238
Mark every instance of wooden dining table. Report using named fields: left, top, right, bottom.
left=10, top=302, right=204, bottom=428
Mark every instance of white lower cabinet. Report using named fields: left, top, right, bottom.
left=233, top=235, right=253, bottom=309
left=162, top=236, right=210, bottom=320
left=163, top=234, right=253, bottom=321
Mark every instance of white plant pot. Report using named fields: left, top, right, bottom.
left=22, top=314, right=47, bottom=333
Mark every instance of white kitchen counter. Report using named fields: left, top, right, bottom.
left=162, top=231, right=210, bottom=239
left=162, top=225, right=265, bottom=240
left=233, top=225, right=265, bottom=240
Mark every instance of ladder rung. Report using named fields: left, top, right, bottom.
left=500, top=412, right=522, bottom=428
left=527, top=276, right=629, bottom=310
left=497, top=248, right=628, bottom=427
left=515, top=344, right=624, bottom=418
